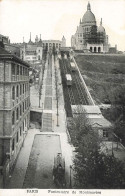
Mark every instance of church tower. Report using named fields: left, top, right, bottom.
left=61, top=36, right=66, bottom=47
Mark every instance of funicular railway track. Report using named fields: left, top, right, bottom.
left=59, top=54, right=89, bottom=118
left=61, top=58, right=75, bottom=105
left=72, top=72, right=88, bottom=105
left=61, top=57, right=89, bottom=105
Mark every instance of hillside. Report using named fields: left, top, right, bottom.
left=75, top=54, right=125, bottom=104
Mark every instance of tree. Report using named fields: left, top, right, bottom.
left=70, top=108, right=125, bottom=188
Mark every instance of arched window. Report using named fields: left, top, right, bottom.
left=98, top=47, right=101, bottom=53
left=90, top=47, right=92, bottom=52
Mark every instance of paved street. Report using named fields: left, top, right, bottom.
left=23, top=134, right=61, bottom=189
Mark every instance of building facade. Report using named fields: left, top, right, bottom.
left=0, top=47, right=30, bottom=177
left=20, top=34, right=43, bottom=65
left=71, top=2, right=109, bottom=53
left=42, top=36, right=66, bottom=51
left=20, top=34, right=66, bottom=64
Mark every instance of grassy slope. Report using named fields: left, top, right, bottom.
left=75, top=54, right=125, bottom=104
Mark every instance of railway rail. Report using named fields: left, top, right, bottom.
left=72, top=72, right=88, bottom=105
left=60, top=57, right=88, bottom=105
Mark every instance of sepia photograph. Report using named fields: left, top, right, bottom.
left=0, top=0, right=125, bottom=195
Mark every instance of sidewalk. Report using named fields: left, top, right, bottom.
left=7, top=129, right=39, bottom=188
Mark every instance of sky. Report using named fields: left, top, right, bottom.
left=0, top=0, right=125, bottom=51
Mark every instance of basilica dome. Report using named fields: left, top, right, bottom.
left=98, top=18, right=105, bottom=33
left=82, top=2, right=96, bottom=26
left=98, top=26, right=105, bottom=33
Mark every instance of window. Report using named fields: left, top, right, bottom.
left=16, top=108, right=19, bottom=120
left=23, top=102, right=24, bottom=113
left=23, top=67, right=25, bottom=75
left=38, top=55, right=40, bottom=60
left=23, top=84, right=25, bottom=94
left=23, top=121, right=25, bottom=131
left=20, top=66, right=22, bottom=75
left=17, top=65, right=19, bottom=75
left=25, top=118, right=27, bottom=127
left=16, top=132, right=19, bottom=143
left=27, top=83, right=29, bottom=91
left=11, top=63, right=15, bottom=75
left=20, top=105, right=22, bottom=116
left=103, top=130, right=108, bottom=137
left=20, top=84, right=22, bottom=95
left=25, top=84, right=27, bottom=93
left=12, top=111, right=15, bottom=125
left=27, top=69, right=29, bottom=76
left=25, top=100, right=27, bottom=109
left=12, top=86, right=15, bottom=100
left=12, top=139, right=15, bottom=151
left=20, top=127, right=22, bottom=136
left=27, top=98, right=29, bottom=108
left=16, top=85, right=19, bottom=97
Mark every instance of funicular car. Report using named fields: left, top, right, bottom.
left=53, top=153, right=66, bottom=188
left=66, top=74, right=72, bottom=86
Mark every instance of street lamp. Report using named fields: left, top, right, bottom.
left=52, top=120, right=54, bottom=132
left=39, top=90, right=41, bottom=108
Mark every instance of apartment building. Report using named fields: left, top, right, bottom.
left=0, top=47, right=30, bottom=177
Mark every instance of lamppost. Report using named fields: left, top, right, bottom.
left=52, top=120, right=54, bottom=132
left=42, top=102, right=43, bottom=115
left=69, top=165, right=72, bottom=188
left=39, top=87, right=41, bottom=108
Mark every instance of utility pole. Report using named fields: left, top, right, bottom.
left=39, top=86, right=41, bottom=108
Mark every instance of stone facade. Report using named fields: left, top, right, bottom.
left=42, top=36, right=66, bottom=51
left=0, top=47, right=30, bottom=173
